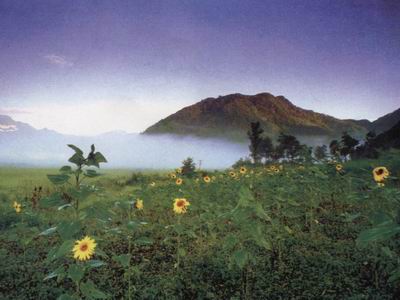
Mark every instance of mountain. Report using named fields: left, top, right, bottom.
left=144, top=93, right=372, bottom=142
left=0, top=115, right=247, bottom=168
left=369, top=108, right=400, bottom=134
left=372, top=120, right=400, bottom=149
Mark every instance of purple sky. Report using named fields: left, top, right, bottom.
left=0, top=0, right=399, bottom=135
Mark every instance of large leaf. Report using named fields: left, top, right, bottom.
left=113, top=254, right=131, bottom=268
left=357, top=223, right=400, bottom=244
left=49, top=240, right=75, bottom=261
left=68, top=144, right=84, bottom=155
left=68, top=152, right=85, bottom=166
left=40, top=193, right=65, bottom=208
left=60, top=166, right=73, bottom=174
left=47, top=174, right=70, bottom=185
left=232, top=249, right=249, bottom=270
left=68, top=264, right=85, bottom=283
left=85, top=169, right=100, bottom=178
left=39, top=226, right=57, bottom=236
left=57, top=221, right=81, bottom=240
left=80, top=280, right=108, bottom=299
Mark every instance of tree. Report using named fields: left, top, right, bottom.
left=181, top=157, right=196, bottom=177
left=329, top=140, right=340, bottom=159
left=260, top=136, right=274, bottom=163
left=354, top=131, right=379, bottom=159
left=277, top=133, right=302, bottom=161
left=247, top=121, right=264, bottom=164
left=298, top=145, right=313, bottom=164
left=340, top=132, right=359, bottom=160
left=314, top=145, right=328, bottom=161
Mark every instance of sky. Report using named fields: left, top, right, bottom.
left=0, top=0, right=399, bottom=135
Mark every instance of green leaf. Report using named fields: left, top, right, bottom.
left=134, top=237, right=153, bottom=245
left=113, top=254, right=131, bottom=268
left=232, top=249, right=248, bottom=270
left=39, top=226, right=57, bottom=236
left=58, top=221, right=81, bottom=240
left=85, top=169, right=100, bottom=178
left=44, top=266, right=65, bottom=281
left=357, top=223, right=400, bottom=244
left=68, top=264, right=85, bottom=283
left=223, top=234, right=238, bottom=250
left=40, top=193, right=65, bottom=208
left=80, top=280, right=108, bottom=299
left=69, top=152, right=85, bottom=166
left=58, top=204, right=72, bottom=211
left=51, top=240, right=75, bottom=261
left=60, top=166, right=73, bottom=174
left=87, top=260, right=107, bottom=268
left=94, top=152, right=107, bottom=164
left=126, top=221, right=139, bottom=231
left=57, top=294, right=77, bottom=300
left=47, top=174, right=70, bottom=185
left=68, top=144, right=84, bottom=155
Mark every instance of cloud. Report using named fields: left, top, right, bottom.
left=44, top=54, right=73, bottom=67
left=0, top=108, right=31, bottom=115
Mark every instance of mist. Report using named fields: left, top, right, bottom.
left=0, top=132, right=248, bottom=169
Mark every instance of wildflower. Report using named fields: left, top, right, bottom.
left=176, top=178, right=183, bottom=185
left=135, top=199, right=144, bottom=210
left=176, top=168, right=182, bottom=174
left=336, top=164, right=343, bottom=172
left=203, top=176, right=211, bottom=183
left=170, top=173, right=177, bottom=179
left=13, top=201, right=22, bottom=213
left=239, top=166, right=247, bottom=174
left=72, top=236, right=97, bottom=261
left=150, top=182, right=156, bottom=187
left=373, top=167, right=389, bottom=183
left=229, top=171, right=236, bottom=178
left=173, top=198, right=190, bottom=214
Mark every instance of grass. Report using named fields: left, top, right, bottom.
left=0, top=154, right=399, bottom=299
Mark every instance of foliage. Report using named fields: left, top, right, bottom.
left=247, top=121, right=264, bottom=163
left=1, top=150, right=400, bottom=299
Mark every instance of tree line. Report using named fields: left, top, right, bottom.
left=246, top=121, right=384, bottom=164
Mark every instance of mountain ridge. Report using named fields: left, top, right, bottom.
left=144, top=92, right=394, bottom=142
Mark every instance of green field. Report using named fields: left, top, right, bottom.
left=1, top=152, right=400, bottom=299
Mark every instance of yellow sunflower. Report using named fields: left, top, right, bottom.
left=135, top=199, right=144, bottom=210
left=203, top=176, right=211, bottom=183
left=229, top=171, right=236, bottom=178
left=239, top=166, right=247, bottom=174
left=176, top=178, right=183, bottom=185
left=373, top=166, right=389, bottom=182
left=173, top=198, right=190, bottom=214
left=72, top=236, right=96, bottom=261
left=170, top=173, right=177, bottom=179
left=336, top=164, right=343, bottom=172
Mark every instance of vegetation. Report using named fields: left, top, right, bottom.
left=1, top=142, right=400, bottom=299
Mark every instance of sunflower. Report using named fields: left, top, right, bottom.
left=176, top=168, right=182, bottom=174
left=373, top=167, right=389, bottom=182
left=336, top=164, right=343, bottom=172
left=173, top=198, right=190, bottom=214
left=72, top=236, right=96, bottom=261
left=203, top=176, right=211, bottom=183
left=229, top=171, right=236, bottom=178
left=239, top=166, right=247, bottom=174
left=150, top=182, right=156, bottom=187
left=135, top=199, right=144, bottom=210
left=13, top=201, right=18, bottom=209
left=170, top=173, right=177, bottom=179
left=176, top=178, right=183, bottom=185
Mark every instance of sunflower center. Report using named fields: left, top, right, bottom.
left=177, top=200, right=185, bottom=207
left=80, top=243, right=88, bottom=252
left=376, top=169, right=384, bottom=175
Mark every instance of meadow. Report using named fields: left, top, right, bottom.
left=1, top=150, right=400, bottom=299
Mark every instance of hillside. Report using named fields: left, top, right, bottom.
left=143, top=93, right=370, bottom=142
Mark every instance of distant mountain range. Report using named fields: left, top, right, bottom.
left=1, top=92, right=399, bottom=168
left=144, top=93, right=400, bottom=143
left=0, top=115, right=246, bottom=168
